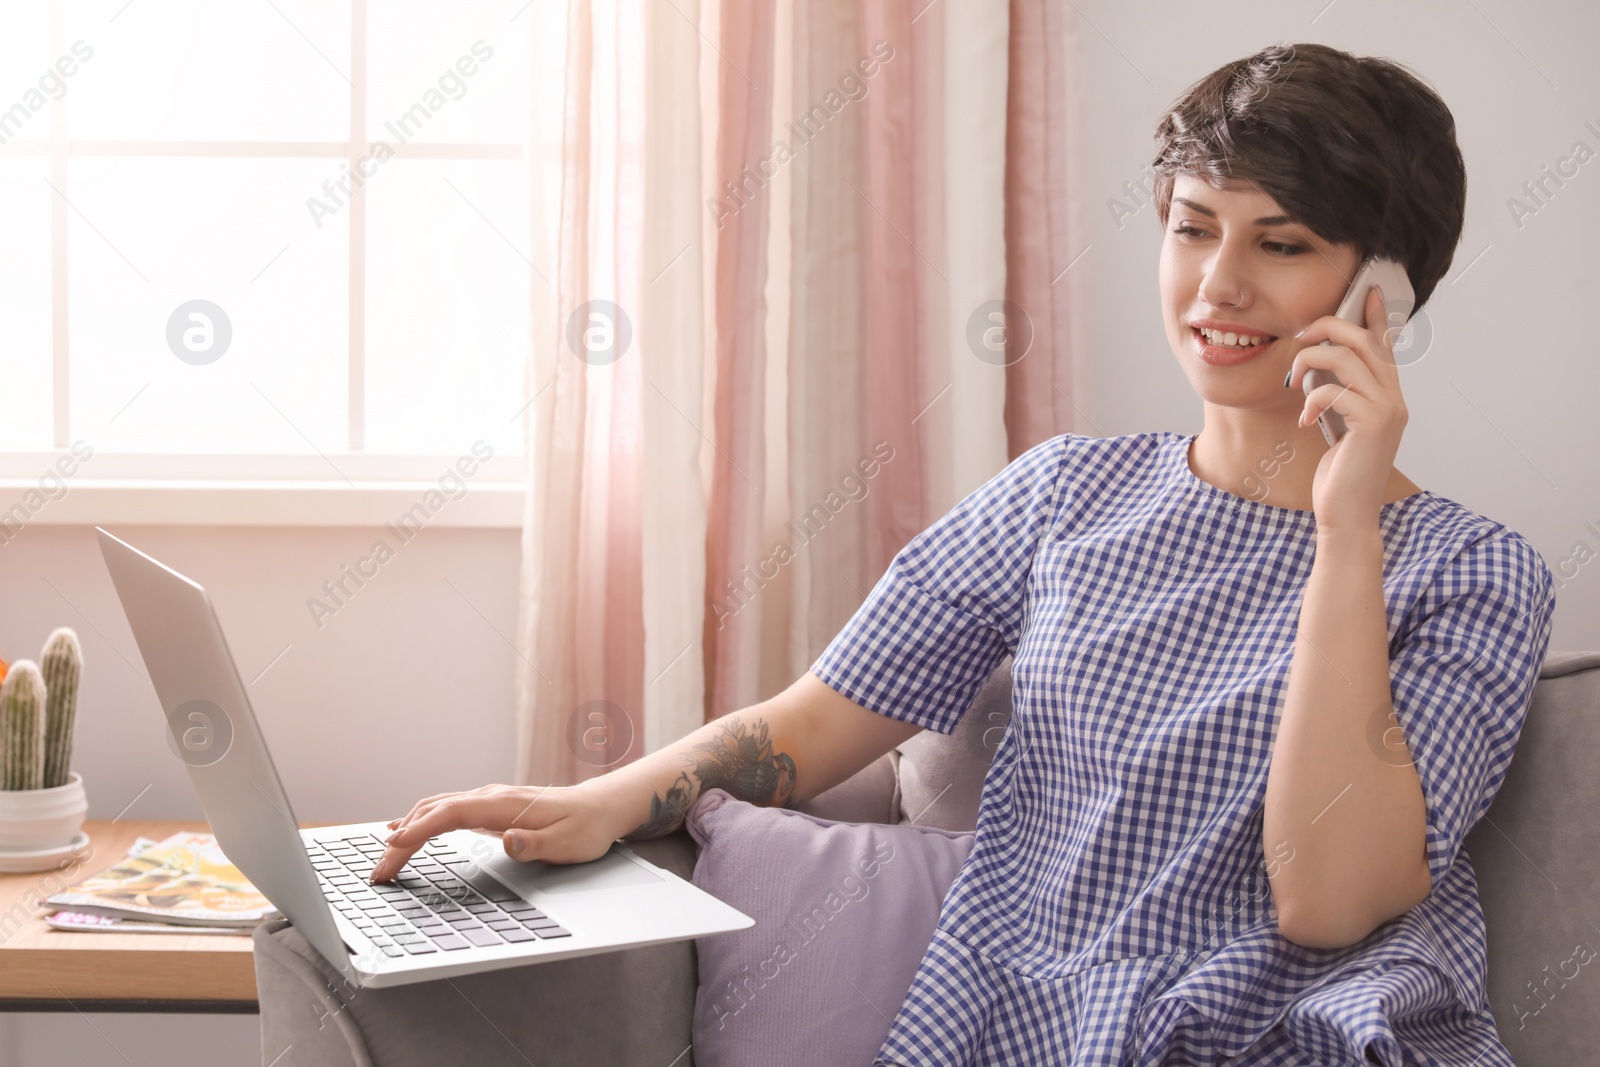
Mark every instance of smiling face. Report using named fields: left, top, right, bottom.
left=1160, top=174, right=1363, bottom=411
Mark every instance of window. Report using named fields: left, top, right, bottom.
left=0, top=1, right=547, bottom=524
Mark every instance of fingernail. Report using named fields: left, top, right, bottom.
left=508, top=833, right=524, bottom=856
left=1283, top=369, right=1291, bottom=389
left=1293, top=328, right=1305, bottom=339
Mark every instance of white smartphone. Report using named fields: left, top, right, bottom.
left=1301, top=256, right=1415, bottom=445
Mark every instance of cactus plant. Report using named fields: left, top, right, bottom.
left=41, top=628, right=81, bottom=789
left=1, top=661, right=46, bottom=791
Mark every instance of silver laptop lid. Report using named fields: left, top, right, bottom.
left=95, top=527, right=360, bottom=988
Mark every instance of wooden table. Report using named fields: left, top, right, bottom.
left=0, top=819, right=321, bottom=1013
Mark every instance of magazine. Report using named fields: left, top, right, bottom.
left=45, top=831, right=280, bottom=928
left=45, top=910, right=253, bottom=935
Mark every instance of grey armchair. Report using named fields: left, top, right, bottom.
left=253, top=651, right=1600, bottom=1066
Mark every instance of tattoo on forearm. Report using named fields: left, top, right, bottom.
left=622, top=718, right=800, bottom=840
left=624, top=772, right=698, bottom=842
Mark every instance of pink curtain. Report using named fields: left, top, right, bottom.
left=1006, top=0, right=1093, bottom=456
left=515, top=1, right=647, bottom=786
left=702, top=0, right=778, bottom=722
left=516, top=0, right=1088, bottom=787
left=857, top=1, right=940, bottom=579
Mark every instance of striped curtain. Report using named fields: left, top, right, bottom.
left=515, top=0, right=1089, bottom=788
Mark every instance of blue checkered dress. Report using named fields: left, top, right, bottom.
left=809, top=431, right=1556, bottom=1067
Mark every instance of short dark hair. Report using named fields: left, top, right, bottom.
left=1151, top=42, right=1466, bottom=314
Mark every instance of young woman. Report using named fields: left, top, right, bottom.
left=375, top=43, right=1554, bottom=1066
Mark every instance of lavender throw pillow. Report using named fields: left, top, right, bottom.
left=685, top=787, right=975, bottom=1067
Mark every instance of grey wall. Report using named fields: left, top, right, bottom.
left=0, top=1012, right=261, bottom=1067
left=0, top=524, right=524, bottom=826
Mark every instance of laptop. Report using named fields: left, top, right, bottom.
left=94, top=527, right=752, bottom=990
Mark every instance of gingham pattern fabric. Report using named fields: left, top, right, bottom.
left=809, top=431, right=1557, bottom=1067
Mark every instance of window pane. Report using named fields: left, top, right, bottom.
left=67, top=0, right=348, bottom=141
left=0, top=158, right=53, bottom=451
left=0, top=7, right=52, bottom=146
left=68, top=156, right=348, bottom=453
left=368, top=2, right=530, bottom=144
left=366, top=159, right=529, bottom=455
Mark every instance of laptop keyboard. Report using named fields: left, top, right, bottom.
left=307, top=832, right=572, bottom=957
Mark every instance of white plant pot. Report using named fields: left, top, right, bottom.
left=0, top=772, right=88, bottom=852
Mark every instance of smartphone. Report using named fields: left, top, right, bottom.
left=1301, top=256, right=1415, bottom=445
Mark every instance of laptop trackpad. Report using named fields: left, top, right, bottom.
left=492, top=847, right=663, bottom=895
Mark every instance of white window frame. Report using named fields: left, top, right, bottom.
left=0, top=0, right=534, bottom=528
